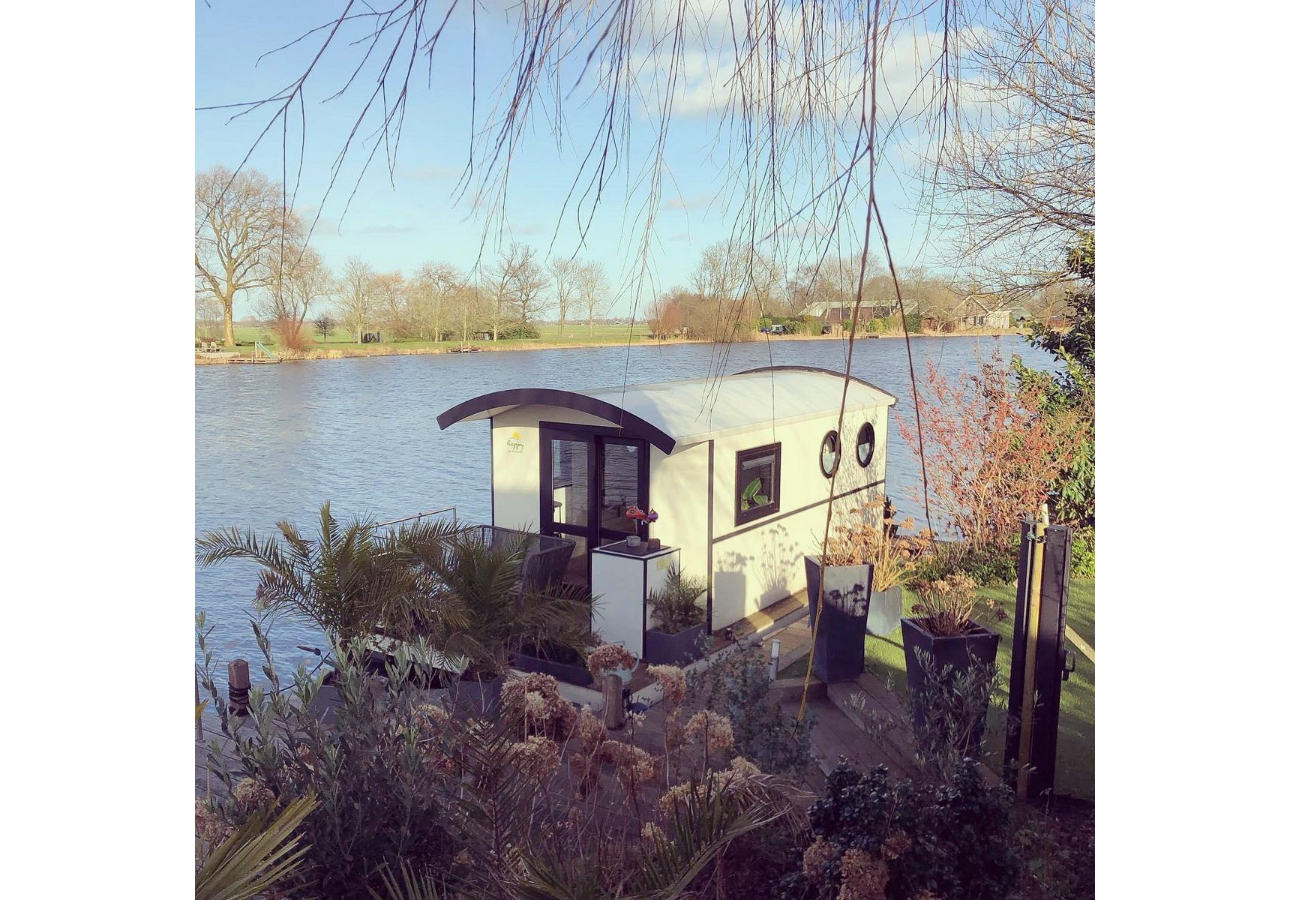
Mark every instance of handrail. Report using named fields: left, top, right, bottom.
left=374, top=506, right=458, bottom=528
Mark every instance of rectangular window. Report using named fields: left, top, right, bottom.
left=735, top=443, right=781, bottom=526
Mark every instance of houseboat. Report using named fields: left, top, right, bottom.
left=437, top=365, right=895, bottom=658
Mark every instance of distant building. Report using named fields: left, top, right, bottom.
left=950, top=294, right=1013, bottom=330
left=798, top=298, right=924, bottom=324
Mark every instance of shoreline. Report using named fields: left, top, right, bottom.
left=195, top=328, right=1019, bottom=365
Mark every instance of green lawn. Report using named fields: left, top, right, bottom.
left=782, top=578, right=1095, bottom=799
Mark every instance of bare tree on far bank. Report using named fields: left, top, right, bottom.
left=576, top=261, right=610, bottom=338
left=338, top=257, right=376, bottom=342
left=933, top=0, right=1095, bottom=290
left=502, top=242, right=549, bottom=334
left=313, top=313, right=336, bottom=343
left=258, top=243, right=333, bottom=350
left=549, top=257, right=578, bottom=338
left=195, top=166, right=292, bottom=348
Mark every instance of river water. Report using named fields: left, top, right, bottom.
left=196, top=334, right=1055, bottom=665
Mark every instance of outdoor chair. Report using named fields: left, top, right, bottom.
left=469, top=524, right=575, bottom=594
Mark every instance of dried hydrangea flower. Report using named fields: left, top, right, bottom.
left=194, top=799, right=228, bottom=845
left=587, top=643, right=638, bottom=676
left=512, top=735, right=560, bottom=783
left=232, top=777, right=276, bottom=811
left=881, top=830, right=912, bottom=860
left=802, top=837, right=840, bottom=884
left=838, top=848, right=889, bottom=900
left=647, top=664, right=686, bottom=702
left=641, top=822, right=667, bottom=847
left=684, top=710, right=735, bottom=753
left=603, top=740, right=655, bottom=791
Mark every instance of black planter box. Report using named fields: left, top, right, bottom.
left=644, top=622, right=707, bottom=666
left=900, top=616, right=1001, bottom=741
left=804, top=556, right=872, bottom=683
left=512, top=651, right=595, bottom=687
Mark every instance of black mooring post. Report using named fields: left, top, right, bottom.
left=1028, top=525, right=1073, bottom=799
left=1005, top=524, right=1073, bottom=800
left=1005, top=519, right=1037, bottom=782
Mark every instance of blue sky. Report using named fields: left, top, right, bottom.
left=197, top=1, right=941, bottom=318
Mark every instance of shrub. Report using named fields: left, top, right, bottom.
left=779, top=760, right=1021, bottom=900
left=896, top=355, right=1088, bottom=559
left=649, top=565, right=707, bottom=634
left=199, top=629, right=461, bottom=900
left=499, top=323, right=540, bottom=340
left=1070, top=528, right=1094, bottom=579
left=685, top=648, right=816, bottom=777
left=823, top=498, right=930, bottom=592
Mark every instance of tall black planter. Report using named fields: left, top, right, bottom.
left=900, top=617, right=1001, bottom=749
left=804, top=556, right=872, bottom=683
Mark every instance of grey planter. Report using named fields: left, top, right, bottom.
left=644, top=622, right=707, bottom=666
left=512, top=651, right=595, bottom=687
left=804, top=556, right=872, bottom=683
left=866, top=585, right=905, bottom=636
left=900, top=616, right=1001, bottom=750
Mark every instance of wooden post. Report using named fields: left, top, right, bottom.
left=602, top=673, right=625, bottom=730
left=228, top=658, right=251, bottom=717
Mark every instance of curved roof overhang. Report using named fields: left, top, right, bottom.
left=436, top=388, right=677, bottom=454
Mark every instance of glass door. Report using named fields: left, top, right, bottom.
left=540, top=427, right=649, bottom=586
left=598, top=439, right=647, bottom=545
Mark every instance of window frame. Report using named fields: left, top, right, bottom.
left=855, top=421, right=876, bottom=468
left=734, top=442, right=782, bottom=526
left=819, top=430, right=841, bottom=478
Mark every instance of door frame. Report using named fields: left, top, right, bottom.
left=538, top=421, right=650, bottom=551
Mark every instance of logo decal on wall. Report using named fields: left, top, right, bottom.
left=506, top=431, right=525, bottom=454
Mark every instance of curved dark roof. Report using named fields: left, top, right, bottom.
left=735, top=365, right=898, bottom=402
left=436, top=388, right=677, bottom=454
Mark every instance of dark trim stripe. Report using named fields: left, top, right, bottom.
left=735, top=364, right=898, bottom=404
left=711, top=479, right=885, bottom=545
left=706, top=440, right=714, bottom=636
left=437, top=388, right=677, bottom=454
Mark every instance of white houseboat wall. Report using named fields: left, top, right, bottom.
left=436, top=366, right=896, bottom=661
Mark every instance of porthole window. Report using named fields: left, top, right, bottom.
left=855, top=422, right=876, bottom=467
left=819, top=430, right=840, bottom=478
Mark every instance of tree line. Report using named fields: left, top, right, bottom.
left=197, top=165, right=1074, bottom=351
left=195, top=166, right=614, bottom=349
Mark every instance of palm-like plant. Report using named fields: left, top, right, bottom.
left=426, top=530, right=593, bottom=680
left=195, top=794, right=318, bottom=900
left=196, top=502, right=462, bottom=648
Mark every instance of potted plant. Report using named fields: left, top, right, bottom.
left=425, top=530, right=594, bottom=715
left=643, top=565, right=708, bottom=665
left=901, top=572, right=1007, bottom=740
left=804, top=499, right=927, bottom=682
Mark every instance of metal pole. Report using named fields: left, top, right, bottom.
left=1016, top=504, right=1049, bottom=800
left=768, top=639, right=782, bottom=681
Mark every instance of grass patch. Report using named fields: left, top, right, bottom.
left=780, top=578, right=1095, bottom=800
